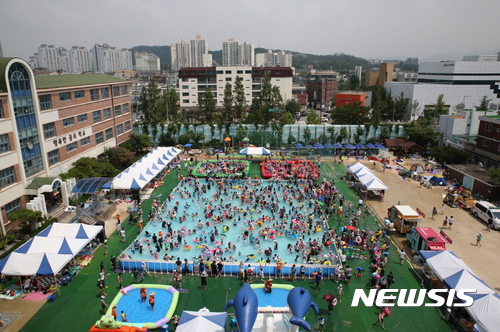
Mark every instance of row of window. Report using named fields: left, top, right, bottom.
left=181, top=91, right=259, bottom=103
left=39, top=85, right=129, bottom=109
left=0, top=166, right=16, bottom=190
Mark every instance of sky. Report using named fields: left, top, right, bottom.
left=1, top=0, right=499, bottom=62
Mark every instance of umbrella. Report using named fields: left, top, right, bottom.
left=355, top=143, right=365, bottom=149
left=333, top=143, right=343, bottom=148
left=356, top=267, right=364, bottom=271
left=344, top=144, right=356, bottom=149
left=323, top=294, right=336, bottom=300
left=314, top=143, right=324, bottom=148
left=305, top=145, right=314, bottom=149
left=374, top=143, right=386, bottom=149
left=346, top=225, right=356, bottom=231
left=224, top=137, right=231, bottom=142
left=365, top=143, right=375, bottom=149
left=324, top=143, right=334, bottom=149
left=293, top=143, right=304, bottom=148
left=184, top=143, right=192, bottom=147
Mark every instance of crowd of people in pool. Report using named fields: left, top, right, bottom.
left=122, top=167, right=384, bottom=270
left=261, top=160, right=319, bottom=179
left=194, top=159, right=248, bottom=177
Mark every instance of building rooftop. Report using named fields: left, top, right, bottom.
left=35, top=74, right=126, bottom=89
left=448, top=164, right=500, bottom=186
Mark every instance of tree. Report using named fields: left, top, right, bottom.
left=393, top=92, right=410, bottom=121
left=158, top=132, right=176, bottom=147
left=139, top=77, right=166, bottom=142
left=379, top=125, right=391, bottom=141
left=431, top=146, right=470, bottom=164
left=404, top=119, right=439, bottom=147
left=348, top=75, right=360, bottom=90
left=489, top=169, right=500, bottom=183
left=126, top=133, right=151, bottom=153
left=60, top=157, right=117, bottom=180
left=451, top=102, right=465, bottom=116
left=306, top=109, right=322, bottom=124
left=435, top=94, right=448, bottom=116
left=337, top=127, right=348, bottom=143
left=197, top=87, right=216, bottom=123
left=102, top=147, right=136, bottom=169
left=165, top=86, right=179, bottom=122
left=330, top=102, right=368, bottom=124
left=233, top=76, right=247, bottom=122
left=278, top=111, right=295, bottom=126
left=8, top=209, right=43, bottom=230
left=285, top=100, right=301, bottom=115
left=410, top=100, right=420, bottom=120
left=222, top=82, right=234, bottom=127
left=303, top=128, right=312, bottom=144
left=475, top=95, right=492, bottom=116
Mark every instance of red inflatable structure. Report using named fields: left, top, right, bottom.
left=261, top=160, right=319, bottom=179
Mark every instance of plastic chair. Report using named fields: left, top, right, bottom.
left=47, top=294, right=56, bottom=302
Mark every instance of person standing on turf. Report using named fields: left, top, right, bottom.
left=200, top=270, right=208, bottom=290
left=314, top=271, right=322, bottom=290
left=100, top=295, right=108, bottom=314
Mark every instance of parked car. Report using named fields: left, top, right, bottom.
left=472, top=201, right=500, bottom=229
left=321, top=116, right=329, bottom=122
left=300, top=110, right=308, bottom=116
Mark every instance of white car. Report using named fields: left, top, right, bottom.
left=321, top=116, right=329, bottom=122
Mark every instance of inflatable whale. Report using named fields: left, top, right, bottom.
left=224, top=283, right=258, bottom=332
left=287, top=287, right=319, bottom=331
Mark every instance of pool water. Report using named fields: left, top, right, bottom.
left=115, top=288, right=172, bottom=323
left=254, top=288, right=289, bottom=307
left=124, top=179, right=337, bottom=265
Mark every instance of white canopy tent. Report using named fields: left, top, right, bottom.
left=239, top=147, right=271, bottom=155
left=422, top=250, right=476, bottom=281
left=467, top=294, right=500, bottom=332
left=15, top=237, right=89, bottom=256
left=37, top=223, right=103, bottom=239
left=364, top=178, right=389, bottom=190
left=0, top=252, right=73, bottom=276
left=347, top=162, right=366, bottom=173
left=177, top=309, right=227, bottom=332
left=111, top=146, right=181, bottom=190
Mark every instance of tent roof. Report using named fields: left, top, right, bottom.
left=467, top=294, right=500, bottom=332
left=423, top=250, right=475, bottom=280
left=0, top=252, right=73, bottom=276
left=15, top=237, right=89, bottom=256
left=37, top=223, right=102, bottom=239
left=177, top=310, right=227, bottom=332
left=443, top=270, right=494, bottom=294
left=347, top=162, right=366, bottom=173
left=364, top=178, right=389, bottom=190
left=239, top=147, right=271, bottom=155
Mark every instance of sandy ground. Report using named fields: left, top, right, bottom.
left=352, top=158, right=500, bottom=293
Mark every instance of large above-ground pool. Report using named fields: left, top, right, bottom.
left=119, top=179, right=340, bottom=274
left=106, top=284, right=179, bottom=330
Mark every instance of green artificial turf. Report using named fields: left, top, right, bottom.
left=20, top=161, right=452, bottom=332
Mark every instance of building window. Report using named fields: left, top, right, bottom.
left=47, top=149, right=60, bottom=166
left=225, top=70, right=232, bottom=74
left=77, top=114, right=88, bottom=123
left=93, top=110, right=101, bottom=123
left=226, top=77, right=232, bottom=81
left=182, top=99, right=189, bottom=103
left=101, top=87, right=109, bottom=99
left=74, top=90, right=84, bottom=99
left=182, top=78, right=188, bottom=82
left=121, top=85, right=128, bottom=95
left=182, top=92, right=189, bottom=96
left=0, top=134, right=10, bottom=154
left=80, top=137, right=90, bottom=146
left=39, top=94, right=52, bottom=110
left=237, top=70, right=243, bottom=74
left=105, top=128, right=113, bottom=140
left=483, top=140, right=490, bottom=147
left=43, top=122, right=56, bottom=139
left=103, top=108, right=111, bottom=120
left=95, top=132, right=104, bottom=144
left=124, top=121, right=131, bottom=131
left=0, top=166, right=16, bottom=190
left=59, top=92, right=71, bottom=101
left=90, top=88, right=99, bottom=101
left=63, top=117, right=74, bottom=127
left=485, top=124, right=493, bottom=131
left=5, top=198, right=21, bottom=214
left=66, top=142, right=77, bottom=152
left=113, top=86, right=120, bottom=97
left=123, top=103, right=129, bottom=113
left=182, top=85, right=189, bottom=89
left=114, top=105, right=121, bottom=116
left=116, top=124, right=123, bottom=135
